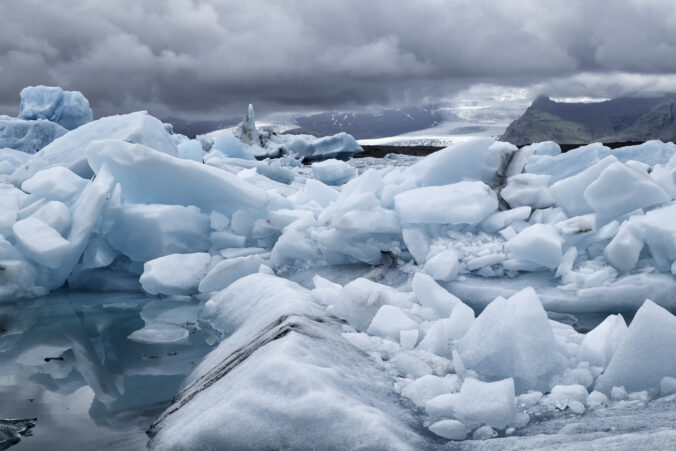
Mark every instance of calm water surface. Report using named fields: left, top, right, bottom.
left=0, top=291, right=217, bottom=450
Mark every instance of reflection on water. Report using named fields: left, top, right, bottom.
left=0, top=291, right=217, bottom=450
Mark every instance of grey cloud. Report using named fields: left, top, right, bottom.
left=1, top=0, right=675, bottom=119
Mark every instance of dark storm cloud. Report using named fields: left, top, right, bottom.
left=1, top=0, right=675, bottom=118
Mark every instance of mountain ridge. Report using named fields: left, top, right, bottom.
left=499, top=95, right=676, bottom=146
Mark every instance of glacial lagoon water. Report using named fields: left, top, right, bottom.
left=0, top=291, right=217, bottom=450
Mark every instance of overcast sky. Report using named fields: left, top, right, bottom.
left=2, top=0, right=676, bottom=119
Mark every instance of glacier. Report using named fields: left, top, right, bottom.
left=1, top=87, right=676, bottom=449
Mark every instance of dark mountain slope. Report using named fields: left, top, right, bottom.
left=500, top=96, right=674, bottom=146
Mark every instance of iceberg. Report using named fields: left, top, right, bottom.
left=140, top=253, right=211, bottom=295
left=311, top=159, right=357, bottom=185
left=0, top=116, right=67, bottom=153
left=584, top=161, right=670, bottom=218
left=281, top=132, right=361, bottom=162
left=596, top=300, right=676, bottom=394
left=19, top=85, right=93, bottom=130
left=394, top=181, right=497, bottom=224
left=504, top=223, right=563, bottom=270
left=85, top=139, right=268, bottom=213
left=426, top=377, right=516, bottom=429
left=456, top=288, right=568, bottom=393
left=10, top=111, right=179, bottom=182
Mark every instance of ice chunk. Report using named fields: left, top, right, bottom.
left=11, top=111, right=179, bottom=183
left=472, top=425, right=497, bottom=440
left=231, top=209, right=255, bottom=237
left=21, top=166, right=88, bottom=202
left=394, top=181, right=497, bottom=224
left=81, top=236, right=117, bottom=270
left=501, top=173, right=554, bottom=209
left=140, top=252, right=211, bottom=295
left=210, top=211, right=230, bottom=230
left=610, top=140, right=676, bottom=167
left=604, top=221, right=644, bottom=273
left=128, top=322, right=190, bottom=344
left=596, top=300, right=676, bottom=394
left=106, top=204, right=210, bottom=262
left=610, top=386, right=627, bottom=401
left=0, top=184, right=25, bottom=237
left=504, top=224, right=563, bottom=270
left=233, top=104, right=261, bottom=147
left=367, top=305, right=418, bottom=340
left=0, top=148, right=31, bottom=173
left=586, top=390, right=608, bottom=407
left=528, top=141, right=561, bottom=156
left=416, top=304, right=474, bottom=357
left=198, top=254, right=264, bottom=293
left=416, top=319, right=453, bottom=357
left=526, top=143, right=609, bottom=183
left=37, top=165, right=117, bottom=290
left=282, top=132, right=361, bottom=162
left=25, top=200, right=71, bottom=237
left=211, top=231, right=246, bottom=250
left=549, top=156, right=617, bottom=216
left=400, top=329, right=419, bottom=349
left=426, top=377, right=515, bottom=429
left=401, top=374, right=459, bottom=408
left=457, top=287, right=568, bottom=393
left=311, top=159, right=357, bottom=185
left=411, top=272, right=461, bottom=318
left=446, top=302, right=475, bottom=339
left=12, top=216, right=70, bottom=268
left=576, top=314, right=627, bottom=368
left=19, top=85, right=92, bottom=130
left=548, top=384, right=588, bottom=411
left=422, top=249, right=460, bottom=282
left=269, top=228, right=319, bottom=266
left=303, top=178, right=339, bottom=207
left=550, top=367, right=594, bottom=389
left=311, top=275, right=343, bottom=307
left=482, top=206, right=532, bottom=233
left=584, top=162, right=670, bottom=218
left=330, top=278, right=414, bottom=331
left=0, top=116, right=67, bottom=153
left=396, top=139, right=514, bottom=189
left=212, top=130, right=254, bottom=160
left=555, top=247, right=577, bottom=278
left=660, top=376, right=676, bottom=397
left=555, top=214, right=595, bottom=236
left=402, top=226, right=429, bottom=264
left=642, top=204, right=676, bottom=270
left=86, top=139, right=268, bottom=213
left=332, top=207, right=401, bottom=235
left=176, top=139, right=203, bottom=162
left=428, top=420, right=466, bottom=440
